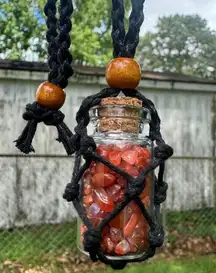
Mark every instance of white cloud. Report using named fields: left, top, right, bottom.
left=140, top=0, right=216, bottom=34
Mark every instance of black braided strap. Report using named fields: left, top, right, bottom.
left=15, top=0, right=74, bottom=154
left=111, top=0, right=145, bottom=58
left=111, top=0, right=126, bottom=58
left=63, top=87, right=173, bottom=269
left=56, top=0, right=74, bottom=88
left=124, top=0, right=145, bottom=58
left=44, top=0, right=60, bottom=84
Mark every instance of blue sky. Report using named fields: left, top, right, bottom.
left=141, top=0, right=216, bottom=34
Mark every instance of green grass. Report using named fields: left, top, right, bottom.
left=166, top=208, right=216, bottom=238
left=94, top=255, right=216, bottom=273
left=0, top=221, right=77, bottom=263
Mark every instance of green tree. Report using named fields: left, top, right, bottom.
left=0, top=0, right=131, bottom=65
left=137, top=14, right=216, bottom=79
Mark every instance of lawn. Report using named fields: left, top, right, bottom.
left=0, top=221, right=78, bottom=263
left=2, top=255, right=215, bottom=273
left=166, top=208, right=216, bottom=238
left=94, top=255, right=216, bottom=273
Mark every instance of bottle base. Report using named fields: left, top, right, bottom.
left=78, top=246, right=148, bottom=260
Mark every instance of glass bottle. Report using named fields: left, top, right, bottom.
left=77, top=97, right=154, bottom=260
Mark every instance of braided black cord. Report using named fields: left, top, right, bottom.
left=111, top=0, right=126, bottom=58
left=124, top=0, right=145, bottom=58
left=56, top=0, right=74, bottom=88
left=111, top=0, right=145, bottom=58
left=15, top=0, right=75, bottom=154
left=44, top=0, right=60, bottom=83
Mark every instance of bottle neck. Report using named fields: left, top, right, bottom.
left=89, top=100, right=151, bottom=141
left=93, top=130, right=140, bottom=141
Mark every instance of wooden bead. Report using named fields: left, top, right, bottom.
left=35, top=81, right=66, bottom=109
left=106, top=58, right=141, bottom=89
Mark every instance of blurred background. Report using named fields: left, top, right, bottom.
left=0, top=1, right=215, bottom=273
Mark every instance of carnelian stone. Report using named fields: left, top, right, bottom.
left=93, top=188, right=114, bottom=212
left=139, top=175, right=151, bottom=199
left=110, top=209, right=127, bottom=229
left=117, top=177, right=127, bottom=188
left=83, top=183, right=92, bottom=195
left=83, top=195, right=93, bottom=206
left=139, top=239, right=148, bottom=249
left=108, top=150, right=122, bottom=166
left=95, top=162, right=110, bottom=174
left=106, top=184, right=121, bottom=201
left=114, top=239, right=130, bottom=255
left=114, top=189, right=124, bottom=203
left=110, top=227, right=123, bottom=243
left=92, top=173, right=115, bottom=187
left=106, top=58, right=141, bottom=89
left=129, top=243, right=137, bottom=253
left=136, top=156, right=149, bottom=168
left=102, top=225, right=110, bottom=236
left=123, top=213, right=139, bottom=237
left=133, top=146, right=151, bottom=159
left=96, top=144, right=111, bottom=159
left=36, top=81, right=65, bottom=109
left=119, top=160, right=134, bottom=173
left=121, top=150, right=138, bottom=165
left=141, top=147, right=151, bottom=159
left=101, top=236, right=115, bottom=254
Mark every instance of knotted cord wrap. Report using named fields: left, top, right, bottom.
left=15, top=0, right=74, bottom=155
left=62, top=87, right=173, bottom=268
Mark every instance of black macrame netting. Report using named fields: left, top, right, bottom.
left=63, top=87, right=173, bottom=269
left=14, top=0, right=174, bottom=270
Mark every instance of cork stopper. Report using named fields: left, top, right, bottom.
left=98, top=97, right=143, bottom=134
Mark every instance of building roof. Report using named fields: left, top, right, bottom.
left=0, top=59, right=216, bottom=85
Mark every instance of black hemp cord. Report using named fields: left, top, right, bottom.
left=112, top=0, right=145, bottom=58
left=44, top=0, right=59, bottom=84
left=56, top=0, right=74, bottom=88
left=14, top=0, right=74, bottom=155
left=111, top=0, right=126, bottom=58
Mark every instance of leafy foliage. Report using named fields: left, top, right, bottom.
left=137, top=14, right=216, bottom=79
left=0, top=0, right=131, bottom=65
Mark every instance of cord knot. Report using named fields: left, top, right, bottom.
left=126, top=177, right=143, bottom=198
left=63, top=183, right=79, bottom=202
left=148, top=224, right=165, bottom=248
left=15, top=102, right=74, bottom=155
left=44, top=111, right=65, bottom=126
left=110, top=261, right=127, bottom=270
left=80, top=136, right=96, bottom=158
left=154, top=144, right=173, bottom=160
left=83, top=229, right=101, bottom=261
left=154, top=181, right=168, bottom=205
